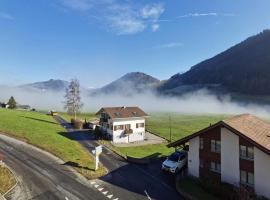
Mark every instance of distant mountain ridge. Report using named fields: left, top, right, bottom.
left=21, top=79, right=69, bottom=92
left=159, top=30, right=270, bottom=95
left=93, top=72, right=161, bottom=95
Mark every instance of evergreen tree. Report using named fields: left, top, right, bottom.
left=64, top=79, right=83, bottom=120
left=7, top=96, right=17, bottom=109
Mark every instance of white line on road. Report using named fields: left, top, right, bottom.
left=102, top=191, right=108, bottom=195
left=65, top=197, right=69, bottom=200
left=94, top=184, right=100, bottom=188
left=144, top=190, right=152, bottom=200
left=90, top=181, right=96, bottom=185
left=98, top=188, right=104, bottom=191
left=107, top=194, right=113, bottom=199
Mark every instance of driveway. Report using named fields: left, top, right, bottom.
left=0, top=134, right=106, bottom=200
left=55, top=116, right=181, bottom=200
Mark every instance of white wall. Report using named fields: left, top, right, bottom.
left=221, top=128, right=240, bottom=186
left=254, top=147, right=270, bottom=199
left=188, top=137, right=200, bottom=178
left=111, top=118, right=145, bottom=143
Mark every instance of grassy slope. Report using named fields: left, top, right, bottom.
left=0, top=166, right=16, bottom=195
left=0, top=108, right=105, bottom=179
left=112, top=113, right=228, bottom=158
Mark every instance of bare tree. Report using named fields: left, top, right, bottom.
left=64, top=79, right=83, bottom=120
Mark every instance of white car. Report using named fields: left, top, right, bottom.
left=162, top=151, right=187, bottom=173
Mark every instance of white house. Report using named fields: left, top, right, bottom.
left=96, top=106, right=148, bottom=143
left=168, top=114, right=270, bottom=199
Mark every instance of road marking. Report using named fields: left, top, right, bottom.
left=102, top=191, right=108, bottom=195
left=98, top=187, right=104, bottom=191
left=107, top=194, right=113, bottom=199
left=90, top=181, right=96, bottom=185
left=113, top=198, right=119, bottom=200
left=94, top=184, right=100, bottom=188
left=65, top=197, right=69, bottom=200
left=144, top=190, right=152, bottom=200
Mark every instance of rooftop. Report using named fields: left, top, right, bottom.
left=96, top=106, right=148, bottom=119
left=168, top=114, right=270, bottom=155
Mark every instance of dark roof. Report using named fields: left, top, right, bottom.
left=168, top=114, right=270, bottom=155
left=96, top=107, right=148, bottom=119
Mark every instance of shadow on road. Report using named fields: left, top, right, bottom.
left=98, top=161, right=180, bottom=200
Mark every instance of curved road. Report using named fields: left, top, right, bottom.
left=55, top=116, right=181, bottom=200
left=0, top=134, right=106, bottom=200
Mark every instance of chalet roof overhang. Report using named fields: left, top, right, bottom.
left=167, top=121, right=270, bottom=156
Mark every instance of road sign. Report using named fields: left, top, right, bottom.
left=95, top=145, right=102, bottom=155
left=93, top=145, right=102, bottom=170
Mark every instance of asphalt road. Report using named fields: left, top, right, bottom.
left=55, top=116, right=181, bottom=200
left=0, top=134, right=107, bottom=200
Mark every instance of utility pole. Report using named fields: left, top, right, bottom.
left=169, top=115, right=172, bottom=143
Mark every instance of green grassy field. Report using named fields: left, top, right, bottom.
left=104, top=112, right=229, bottom=158
left=146, top=113, right=229, bottom=142
left=0, top=108, right=105, bottom=179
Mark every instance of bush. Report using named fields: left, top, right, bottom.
left=72, top=120, right=83, bottom=129
left=94, top=126, right=102, bottom=139
left=71, top=118, right=75, bottom=125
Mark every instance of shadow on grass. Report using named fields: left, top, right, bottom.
left=58, top=130, right=93, bottom=141
left=20, top=116, right=59, bottom=125
left=62, top=161, right=93, bottom=170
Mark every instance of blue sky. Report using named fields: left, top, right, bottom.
left=0, top=0, right=270, bottom=88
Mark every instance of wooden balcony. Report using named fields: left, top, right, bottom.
left=124, top=129, right=133, bottom=134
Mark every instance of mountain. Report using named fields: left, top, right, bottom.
left=160, top=30, right=270, bottom=95
left=93, top=72, right=161, bottom=96
left=21, top=79, right=69, bottom=92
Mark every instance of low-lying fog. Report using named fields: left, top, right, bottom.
left=1, top=86, right=270, bottom=117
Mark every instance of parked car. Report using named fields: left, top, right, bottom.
left=162, top=151, right=187, bottom=173
left=50, top=110, right=58, bottom=116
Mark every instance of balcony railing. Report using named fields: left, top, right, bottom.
left=100, top=118, right=108, bottom=123
left=124, top=129, right=133, bottom=134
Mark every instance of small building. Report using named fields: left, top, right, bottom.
left=168, top=114, right=270, bottom=199
left=0, top=102, right=9, bottom=108
left=89, top=119, right=100, bottom=130
left=96, top=106, right=148, bottom=143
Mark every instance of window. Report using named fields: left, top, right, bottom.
left=114, top=125, right=124, bottom=131
left=136, top=123, right=145, bottom=128
left=210, top=161, right=221, bottom=173
left=211, top=140, right=221, bottom=153
left=240, top=145, right=254, bottom=160
left=240, top=170, right=254, bottom=186
left=200, top=138, right=204, bottom=150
